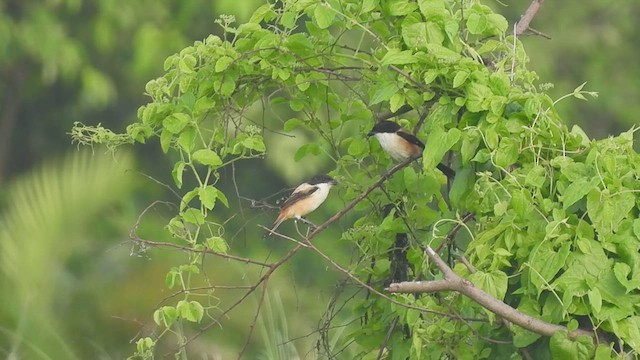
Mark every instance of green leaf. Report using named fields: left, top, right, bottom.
left=469, top=269, right=508, bottom=300
left=177, top=300, right=205, bottom=323
left=380, top=49, right=417, bottom=66
left=165, top=269, right=178, bottom=289
left=423, top=128, right=461, bottom=172
left=284, top=118, right=303, bottom=131
left=348, top=138, right=368, bottom=157
left=181, top=189, right=198, bottom=211
left=192, top=149, right=223, bottom=167
left=153, top=306, right=178, bottom=327
left=279, top=11, right=297, bottom=29
left=160, top=129, right=172, bottom=153
left=550, top=332, right=595, bottom=360
left=182, top=208, right=204, bottom=225
left=461, top=130, right=481, bottom=165
left=389, top=93, right=405, bottom=113
left=494, top=138, right=519, bottom=168
left=242, top=136, right=266, bottom=152
left=294, top=143, right=320, bottom=161
left=172, top=161, right=186, bottom=188
left=314, top=3, right=335, bottom=29
left=370, top=82, right=398, bottom=105
left=587, top=288, right=602, bottom=313
left=215, top=188, right=229, bottom=207
left=466, top=13, right=487, bottom=35
left=561, top=178, right=598, bottom=210
left=178, top=126, right=196, bottom=151
left=163, top=113, right=191, bottom=134
left=587, top=189, right=635, bottom=235
left=215, top=56, right=233, bottom=72
left=452, top=70, right=469, bottom=88
left=199, top=186, right=217, bottom=210
left=206, top=236, right=229, bottom=253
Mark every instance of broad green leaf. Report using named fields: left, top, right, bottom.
left=452, top=70, right=469, bottom=88
left=215, top=188, right=229, bottom=207
left=172, top=161, right=186, bottom=188
left=423, top=128, right=461, bottom=172
left=181, top=189, right=198, bottom=211
left=153, top=306, right=178, bottom=327
left=207, top=236, right=229, bottom=253
left=466, top=13, right=487, bottom=35
left=199, top=186, right=217, bottom=210
left=163, top=113, right=191, bottom=134
left=587, top=189, right=635, bottom=235
left=370, top=82, right=398, bottom=105
left=561, top=178, right=598, bottom=210
left=314, top=3, right=335, bottom=29
left=160, top=129, right=172, bottom=153
left=494, top=138, right=519, bottom=168
left=177, top=300, right=205, bottom=323
left=461, top=130, right=481, bottom=165
left=192, top=149, right=223, bottom=167
left=550, top=332, right=595, bottom=360
left=178, top=126, right=196, bottom=151
left=380, top=49, right=417, bottom=66
left=182, top=208, right=204, bottom=225
left=469, top=269, right=508, bottom=301
left=215, top=56, right=233, bottom=72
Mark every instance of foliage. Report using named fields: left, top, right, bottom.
left=0, top=150, right=134, bottom=359
left=73, top=0, right=640, bottom=358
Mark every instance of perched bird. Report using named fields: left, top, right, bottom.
left=367, top=120, right=455, bottom=178
left=268, top=174, right=338, bottom=236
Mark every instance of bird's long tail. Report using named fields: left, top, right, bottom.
left=265, top=213, right=286, bottom=238
left=437, top=163, right=456, bottom=179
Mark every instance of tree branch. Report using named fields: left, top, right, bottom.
left=515, top=0, right=545, bottom=35
left=387, top=243, right=593, bottom=340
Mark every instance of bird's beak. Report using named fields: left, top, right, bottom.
left=366, top=131, right=375, bottom=137
left=331, top=179, right=338, bottom=186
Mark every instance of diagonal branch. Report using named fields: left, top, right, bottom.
left=386, top=244, right=593, bottom=340
left=516, top=0, right=545, bottom=35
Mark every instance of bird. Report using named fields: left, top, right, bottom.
left=267, top=174, right=338, bottom=236
left=367, top=120, right=455, bottom=178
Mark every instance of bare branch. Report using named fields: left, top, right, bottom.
left=516, top=0, right=545, bottom=36
left=387, top=242, right=594, bottom=340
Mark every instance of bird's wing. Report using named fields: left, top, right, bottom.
left=280, top=183, right=319, bottom=209
left=396, top=130, right=426, bottom=149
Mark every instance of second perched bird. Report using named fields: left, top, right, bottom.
left=367, top=120, right=455, bottom=178
left=268, top=174, right=337, bottom=236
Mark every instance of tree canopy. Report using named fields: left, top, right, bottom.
left=72, top=0, right=640, bottom=358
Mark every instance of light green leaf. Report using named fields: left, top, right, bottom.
left=177, top=300, right=205, bottom=323
left=192, top=149, right=223, bottom=167
left=207, top=236, right=229, bottom=253
left=370, top=82, right=398, bottom=105
left=199, top=186, right=217, bottom=210
left=380, top=49, right=417, bottom=66
left=470, top=269, right=508, bottom=300
left=172, top=161, right=186, bottom=188
left=423, top=128, right=461, bottom=172
left=561, top=178, right=598, bottom=210
left=314, top=3, right=335, bottom=29
left=182, top=208, right=204, bottom=224
left=452, top=70, right=469, bottom=88
left=160, top=129, right=172, bottom=153
left=215, top=56, right=233, bottom=72
left=163, top=113, right=191, bottom=134
left=153, top=306, right=178, bottom=327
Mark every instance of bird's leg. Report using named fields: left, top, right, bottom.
left=298, top=217, right=317, bottom=229
left=294, top=219, right=306, bottom=238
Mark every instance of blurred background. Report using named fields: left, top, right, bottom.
left=0, top=0, right=638, bottom=358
